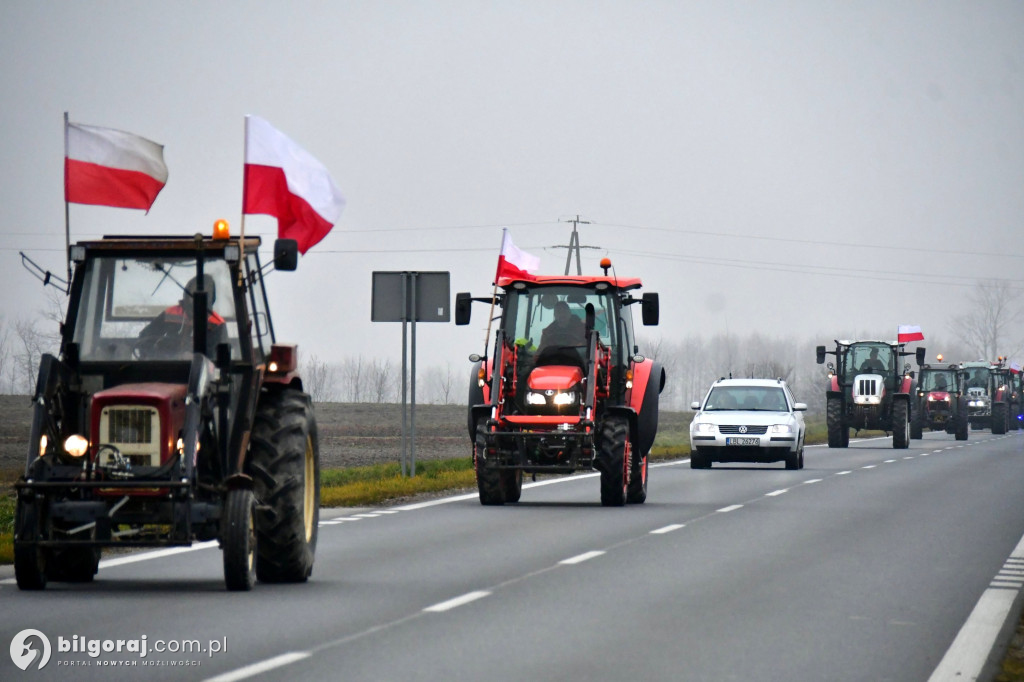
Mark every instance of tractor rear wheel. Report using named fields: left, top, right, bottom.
left=474, top=419, right=505, bottom=505
left=598, top=416, right=628, bottom=507
left=13, top=499, right=46, bottom=591
left=827, top=397, right=848, bottom=448
left=222, top=488, right=256, bottom=591
left=501, top=469, right=523, bottom=503
left=892, top=399, right=910, bottom=449
left=993, top=403, right=1008, bottom=435
left=48, top=546, right=100, bottom=583
left=627, top=450, right=648, bottom=504
left=250, top=389, right=320, bottom=583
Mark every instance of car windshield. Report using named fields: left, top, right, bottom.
left=704, top=386, right=789, bottom=412
left=72, top=255, right=240, bottom=362
left=921, top=371, right=954, bottom=392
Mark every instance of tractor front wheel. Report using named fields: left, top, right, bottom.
left=13, top=499, right=46, bottom=591
left=627, top=450, right=648, bottom=504
left=222, top=488, right=256, bottom=591
left=501, top=469, right=523, bottom=503
left=892, top=399, right=910, bottom=449
left=993, top=403, right=1008, bottom=435
left=598, top=416, right=628, bottom=507
left=474, top=419, right=505, bottom=505
left=827, top=397, right=848, bottom=448
left=910, top=405, right=924, bottom=439
left=250, top=389, right=320, bottom=583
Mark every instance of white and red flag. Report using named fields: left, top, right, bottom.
left=1010, top=360, right=1021, bottom=374
left=494, top=229, right=540, bottom=283
left=243, top=115, right=345, bottom=254
left=897, top=324, right=924, bottom=343
left=64, top=120, right=168, bottom=211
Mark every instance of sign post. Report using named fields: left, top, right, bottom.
left=371, top=271, right=450, bottom=476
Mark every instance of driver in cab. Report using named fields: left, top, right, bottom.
left=139, top=275, right=227, bottom=357
left=859, top=348, right=885, bottom=373
left=539, top=301, right=585, bottom=350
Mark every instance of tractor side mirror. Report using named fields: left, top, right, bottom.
left=274, top=239, right=299, bottom=271
left=455, top=292, right=473, bottom=325
left=916, top=347, right=926, bottom=366
left=641, top=293, right=659, bottom=326
left=816, top=346, right=826, bottom=364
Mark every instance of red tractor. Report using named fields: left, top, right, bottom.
left=14, top=227, right=319, bottom=590
left=910, top=359, right=968, bottom=441
left=455, top=260, right=664, bottom=506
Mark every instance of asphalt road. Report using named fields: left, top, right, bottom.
left=3, top=430, right=1024, bottom=681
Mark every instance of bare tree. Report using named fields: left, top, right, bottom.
left=14, top=316, right=53, bottom=394
left=0, top=315, right=11, bottom=393
left=370, top=358, right=394, bottom=403
left=303, top=353, right=336, bottom=403
left=952, top=280, right=1023, bottom=359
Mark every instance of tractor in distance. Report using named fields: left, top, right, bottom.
left=455, top=258, right=665, bottom=506
left=910, top=355, right=968, bottom=441
left=816, top=339, right=925, bottom=449
left=14, top=224, right=320, bottom=591
left=961, top=360, right=1015, bottom=434
left=991, top=357, right=1024, bottom=429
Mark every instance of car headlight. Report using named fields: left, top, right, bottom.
left=526, top=392, right=547, bottom=405
left=552, top=391, right=577, bottom=406
left=694, top=422, right=716, bottom=434
left=771, top=424, right=793, bottom=434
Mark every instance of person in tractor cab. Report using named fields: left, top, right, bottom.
left=138, top=275, right=227, bottom=358
left=859, top=348, right=885, bottom=373
left=934, top=374, right=948, bottom=391
left=539, top=301, right=585, bottom=350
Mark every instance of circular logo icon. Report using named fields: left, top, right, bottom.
left=738, top=425, right=748, bottom=434
left=10, top=629, right=51, bottom=671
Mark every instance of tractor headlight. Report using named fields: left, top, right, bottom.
left=64, top=434, right=89, bottom=458
left=552, top=391, right=577, bottom=406
left=526, top=392, right=547, bottom=406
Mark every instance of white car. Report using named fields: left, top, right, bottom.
left=689, top=378, right=807, bottom=469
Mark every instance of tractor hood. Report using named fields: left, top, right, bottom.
left=528, top=366, right=584, bottom=391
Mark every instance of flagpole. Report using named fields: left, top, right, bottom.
left=238, top=115, right=249, bottom=287
left=482, top=229, right=508, bottom=357
left=63, top=112, right=72, bottom=292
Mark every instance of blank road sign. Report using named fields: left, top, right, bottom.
left=371, top=271, right=450, bottom=322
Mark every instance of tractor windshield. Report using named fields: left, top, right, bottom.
left=845, top=343, right=893, bottom=379
left=72, top=255, right=240, bottom=362
left=501, top=285, right=629, bottom=361
left=963, top=367, right=991, bottom=393
left=921, top=370, right=954, bottom=392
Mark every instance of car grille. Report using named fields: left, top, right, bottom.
left=718, top=425, right=768, bottom=435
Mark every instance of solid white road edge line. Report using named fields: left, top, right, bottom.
left=928, top=530, right=1024, bottom=682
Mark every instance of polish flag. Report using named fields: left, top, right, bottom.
left=243, top=115, right=345, bottom=254
left=1010, top=361, right=1021, bottom=374
left=64, top=121, right=168, bottom=211
left=495, top=229, right=540, bottom=283
left=897, top=324, right=924, bottom=343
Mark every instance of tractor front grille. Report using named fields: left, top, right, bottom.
left=107, top=408, right=153, bottom=444
left=99, top=406, right=161, bottom=466
left=858, top=378, right=878, bottom=396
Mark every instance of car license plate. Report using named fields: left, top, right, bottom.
left=726, top=437, right=759, bottom=446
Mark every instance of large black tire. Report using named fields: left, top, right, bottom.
left=14, top=499, right=47, bottom=591
left=222, top=487, right=256, bottom=591
left=598, top=416, right=628, bottom=507
left=474, top=419, right=505, bottom=505
left=250, top=389, right=320, bottom=583
left=993, top=403, right=1008, bottom=435
left=827, top=397, right=848, bottom=448
left=955, top=413, right=969, bottom=441
left=892, top=399, right=910, bottom=449
left=627, top=450, right=648, bottom=504
left=785, top=447, right=801, bottom=470
left=501, top=469, right=523, bottom=503
left=910, top=404, right=924, bottom=440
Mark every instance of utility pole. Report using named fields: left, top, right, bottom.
left=556, top=215, right=599, bottom=275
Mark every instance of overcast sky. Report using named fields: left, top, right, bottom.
left=1, top=1, right=1022, bottom=373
